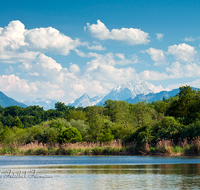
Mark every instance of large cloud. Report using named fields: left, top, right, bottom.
left=0, top=20, right=27, bottom=51
left=0, top=20, right=82, bottom=57
left=168, top=43, right=197, bottom=62
left=87, top=64, right=137, bottom=83
left=25, top=27, right=81, bottom=55
left=0, top=74, right=37, bottom=94
left=18, top=53, right=67, bottom=83
left=139, top=70, right=169, bottom=80
left=0, top=50, right=39, bottom=63
left=84, top=52, right=139, bottom=87
left=84, top=20, right=150, bottom=45
left=166, top=61, right=200, bottom=78
left=35, top=54, right=62, bottom=71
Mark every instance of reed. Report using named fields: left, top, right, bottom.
left=1, top=139, right=200, bottom=156
left=0, top=140, right=124, bottom=155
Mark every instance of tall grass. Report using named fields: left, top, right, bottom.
left=1, top=139, right=200, bottom=156
left=146, top=138, right=200, bottom=155
left=0, top=140, right=126, bottom=155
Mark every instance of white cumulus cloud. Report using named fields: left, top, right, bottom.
left=69, top=64, right=80, bottom=73
left=0, top=20, right=82, bottom=58
left=168, top=43, right=197, bottom=62
left=145, top=48, right=166, bottom=65
left=139, top=70, right=169, bottom=80
left=85, top=20, right=150, bottom=45
left=166, top=61, right=200, bottom=78
left=0, top=20, right=27, bottom=51
left=0, top=74, right=37, bottom=94
left=25, top=26, right=81, bottom=55
left=35, top=54, right=62, bottom=71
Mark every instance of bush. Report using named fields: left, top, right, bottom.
left=171, top=146, right=184, bottom=154
left=58, top=127, right=82, bottom=143
left=184, top=145, right=199, bottom=155
left=25, top=149, right=35, bottom=155
left=35, top=148, right=48, bottom=155
left=84, top=148, right=90, bottom=155
left=55, top=148, right=62, bottom=155
left=3, top=147, right=11, bottom=154
left=149, top=147, right=158, bottom=154
left=102, top=147, right=112, bottom=155
left=92, top=147, right=102, bottom=155
left=111, top=148, right=119, bottom=155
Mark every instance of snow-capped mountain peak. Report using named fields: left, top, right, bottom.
left=97, top=81, right=154, bottom=105
left=111, top=81, right=153, bottom=95
left=69, top=93, right=103, bottom=108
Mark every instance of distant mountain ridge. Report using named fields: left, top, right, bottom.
left=22, top=98, right=57, bottom=110
left=0, top=91, right=27, bottom=108
left=125, top=88, right=180, bottom=104
left=70, top=81, right=160, bottom=107
left=68, top=93, right=103, bottom=108
left=3, top=81, right=196, bottom=109
left=97, top=81, right=154, bottom=106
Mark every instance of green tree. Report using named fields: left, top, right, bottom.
left=87, top=114, right=104, bottom=142
left=166, top=86, right=197, bottom=123
left=70, top=119, right=89, bottom=141
left=129, top=102, right=154, bottom=128
left=98, top=120, right=115, bottom=143
left=37, top=127, right=59, bottom=144
left=152, top=116, right=183, bottom=143
left=55, top=102, right=66, bottom=112
left=104, top=100, right=130, bottom=124
left=66, top=110, right=86, bottom=121
left=12, top=116, right=24, bottom=128
left=58, top=127, right=82, bottom=143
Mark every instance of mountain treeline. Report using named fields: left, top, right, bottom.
left=0, top=85, right=200, bottom=149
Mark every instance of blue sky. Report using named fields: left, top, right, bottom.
left=1, top=0, right=200, bottom=103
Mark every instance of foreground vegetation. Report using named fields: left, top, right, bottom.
left=1, top=139, right=200, bottom=156
left=0, top=85, right=200, bottom=156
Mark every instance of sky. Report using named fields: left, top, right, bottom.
left=1, top=0, right=200, bottom=104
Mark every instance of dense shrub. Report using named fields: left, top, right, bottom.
left=58, top=127, right=82, bottom=143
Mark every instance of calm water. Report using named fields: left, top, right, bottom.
left=0, top=156, right=200, bottom=190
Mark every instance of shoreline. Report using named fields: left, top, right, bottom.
left=0, top=147, right=199, bottom=157
left=1, top=139, right=200, bottom=157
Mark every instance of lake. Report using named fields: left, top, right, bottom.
left=0, top=156, right=200, bottom=189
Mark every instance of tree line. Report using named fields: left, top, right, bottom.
left=0, top=85, right=200, bottom=147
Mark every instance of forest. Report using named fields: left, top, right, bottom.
left=0, top=85, right=200, bottom=155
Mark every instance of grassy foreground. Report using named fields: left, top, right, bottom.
left=1, top=139, right=200, bottom=156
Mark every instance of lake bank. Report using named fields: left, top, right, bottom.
left=1, top=139, right=200, bottom=156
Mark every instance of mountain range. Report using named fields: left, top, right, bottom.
left=69, top=81, right=181, bottom=107
left=68, top=93, right=103, bottom=107
left=125, top=88, right=180, bottom=104
left=96, top=81, right=154, bottom=106
left=0, top=91, right=27, bottom=108
left=0, top=81, right=190, bottom=109
left=22, top=98, right=57, bottom=110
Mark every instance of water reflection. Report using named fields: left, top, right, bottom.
left=0, top=156, right=200, bottom=190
